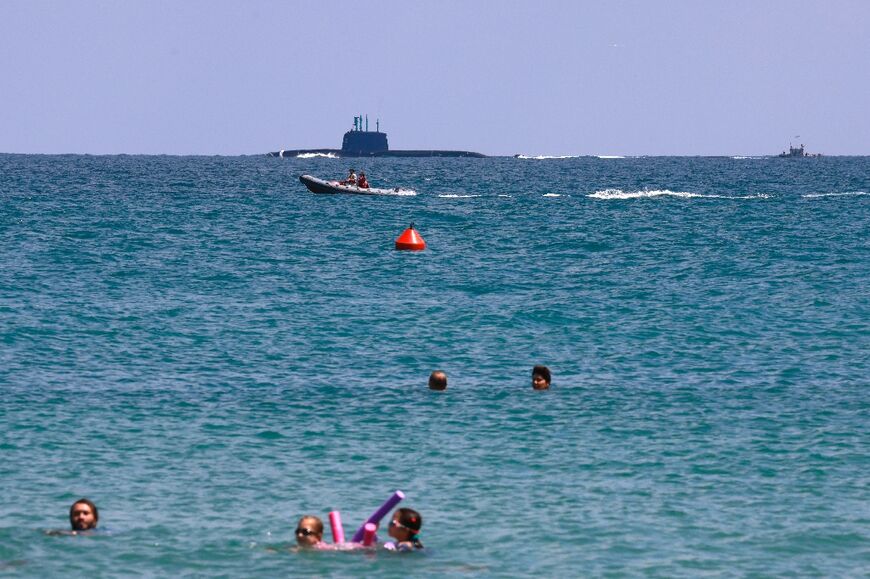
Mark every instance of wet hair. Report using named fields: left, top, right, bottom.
left=428, top=370, right=447, bottom=390
left=69, top=498, right=99, bottom=529
left=395, top=507, right=423, bottom=549
left=532, top=365, right=551, bottom=384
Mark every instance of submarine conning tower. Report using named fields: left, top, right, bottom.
left=341, top=114, right=389, bottom=156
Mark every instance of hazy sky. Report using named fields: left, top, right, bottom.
left=2, top=0, right=868, bottom=156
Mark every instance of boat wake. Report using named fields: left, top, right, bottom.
left=515, top=154, right=626, bottom=159
left=588, top=189, right=770, bottom=200
left=515, top=154, right=579, bottom=160
left=438, top=194, right=481, bottom=198
left=296, top=152, right=338, bottom=159
left=802, top=191, right=867, bottom=199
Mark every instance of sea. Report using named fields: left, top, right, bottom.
left=0, top=153, right=867, bottom=577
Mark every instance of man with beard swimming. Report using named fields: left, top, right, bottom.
left=45, top=498, right=100, bottom=536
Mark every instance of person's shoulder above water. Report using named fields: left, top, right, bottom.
left=428, top=370, right=447, bottom=391
left=386, top=507, right=423, bottom=551
left=532, top=365, right=551, bottom=390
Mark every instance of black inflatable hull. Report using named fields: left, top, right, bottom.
left=299, top=175, right=413, bottom=196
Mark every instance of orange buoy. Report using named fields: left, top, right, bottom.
left=395, top=223, right=426, bottom=251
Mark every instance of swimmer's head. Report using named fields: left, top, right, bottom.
left=388, top=508, right=422, bottom=545
left=428, top=370, right=447, bottom=391
left=69, top=498, right=98, bottom=531
left=295, top=515, right=323, bottom=547
left=532, top=365, right=551, bottom=390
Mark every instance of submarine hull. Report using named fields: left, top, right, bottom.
left=269, top=122, right=486, bottom=158
left=270, top=149, right=485, bottom=158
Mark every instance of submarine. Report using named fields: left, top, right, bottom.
left=268, top=115, right=486, bottom=158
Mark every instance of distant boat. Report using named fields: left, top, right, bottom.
left=778, top=143, right=821, bottom=158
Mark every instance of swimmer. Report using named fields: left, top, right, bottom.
left=386, top=508, right=423, bottom=550
left=532, top=365, right=551, bottom=390
left=70, top=498, right=99, bottom=531
left=428, top=370, right=447, bottom=391
left=295, top=515, right=325, bottom=548
left=46, top=498, right=100, bottom=536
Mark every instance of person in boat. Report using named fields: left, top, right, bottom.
left=428, top=370, right=447, bottom=391
left=357, top=172, right=369, bottom=189
left=342, top=168, right=357, bottom=186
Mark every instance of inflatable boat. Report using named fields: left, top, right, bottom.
left=299, top=174, right=414, bottom=196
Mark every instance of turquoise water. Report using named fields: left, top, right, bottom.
left=1, top=154, right=868, bottom=576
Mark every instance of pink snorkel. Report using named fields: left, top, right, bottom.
left=328, top=510, right=345, bottom=544
left=362, top=523, right=377, bottom=547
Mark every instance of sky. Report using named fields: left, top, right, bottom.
left=2, top=0, right=869, bottom=156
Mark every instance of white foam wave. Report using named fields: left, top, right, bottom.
left=588, top=189, right=770, bottom=200
left=543, top=193, right=562, bottom=197
left=438, top=194, right=481, bottom=198
left=296, top=152, right=338, bottom=159
left=515, top=155, right=579, bottom=160
left=385, top=189, right=417, bottom=196
left=802, top=191, right=867, bottom=199
left=597, top=155, right=625, bottom=159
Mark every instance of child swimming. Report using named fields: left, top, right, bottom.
left=294, top=515, right=325, bottom=549
left=387, top=508, right=423, bottom=551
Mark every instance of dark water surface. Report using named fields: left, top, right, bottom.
left=1, top=154, right=868, bottom=576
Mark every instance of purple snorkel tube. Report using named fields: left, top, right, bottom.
left=350, top=490, right=404, bottom=543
